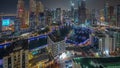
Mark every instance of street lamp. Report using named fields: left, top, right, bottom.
left=71, top=3, right=75, bottom=7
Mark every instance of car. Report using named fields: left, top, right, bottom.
left=65, top=60, right=72, bottom=63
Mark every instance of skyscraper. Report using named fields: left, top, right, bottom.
left=17, top=0, right=25, bottom=28
left=78, top=0, right=86, bottom=24
left=108, top=6, right=115, bottom=26
left=117, top=5, right=120, bottom=27
left=108, top=6, right=114, bottom=20
left=81, top=0, right=86, bottom=8
left=36, top=1, right=41, bottom=26
left=24, top=10, right=29, bottom=26
left=1, top=39, right=29, bottom=68
left=90, top=9, right=97, bottom=25
left=0, top=16, right=2, bottom=32
left=44, top=9, right=52, bottom=26
left=104, top=3, right=108, bottom=22
left=29, top=0, right=36, bottom=30
left=29, top=0, right=36, bottom=13
left=14, top=18, right=21, bottom=34
left=29, top=0, right=45, bottom=29
left=112, top=31, right=120, bottom=51
left=56, top=8, right=62, bottom=25
left=36, top=1, right=44, bottom=27
left=70, top=0, right=75, bottom=20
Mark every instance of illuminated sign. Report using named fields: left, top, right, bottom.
left=2, top=19, right=10, bottom=26
left=32, top=50, right=39, bottom=55
left=0, top=42, right=11, bottom=49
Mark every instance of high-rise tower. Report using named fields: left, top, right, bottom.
left=78, top=0, right=86, bottom=24
left=104, top=2, right=109, bottom=22
left=77, top=0, right=81, bottom=7
left=30, top=0, right=36, bottom=13
left=108, top=6, right=115, bottom=26
left=81, top=0, right=86, bottom=8
left=70, top=0, right=75, bottom=20
left=0, top=16, right=2, bottom=32
left=17, top=0, right=25, bottom=28
left=117, top=5, right=120, bottom=27
left=81, top=0, right=86, bottom=23
left=36, top=1, right=44, bottom=26
left=29, top=0, right=36, bottom=30
left=14, top=18, right=21, bottom=34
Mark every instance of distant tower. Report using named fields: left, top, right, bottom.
left=104, top=0, right=109, bottom=22
left=56, top=8, right=62, bottom=25
left=36, top=1, right=41, bottom=26
left=117, top=5, right=120, bottom=27
left=77, top=0, right=80, bottom=24
left=77, top=0, right=81, bottom=7
left=91, top=9, right=96, bottom=25
left=70, top=0, right=75, bottom=20
left=78, top=0, right=86, bottom=24
left=36, top=1, right=44, bottom=27
left=29, top=0, right=36, bottom=30
left=108, top=6, right=114, bottom=26
left=108, top=6, right=114, bottom=20
left=14, top=18, right=21, bottom=34
left=80, top=0, right=86, bottom=24
left=0, top=16, right=2, bottom=32
left=24, top=10, right=29, bottom=26
left=17, top=0, right=25, bottom=28
left=30, top=0, right=36, bottom=13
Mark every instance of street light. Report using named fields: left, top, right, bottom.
left=59, top=53, right=67, bottom=60
left=71, top=3, right=75, bottom=7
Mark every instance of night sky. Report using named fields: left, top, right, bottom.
left=0, top=0, right=120, bottom=13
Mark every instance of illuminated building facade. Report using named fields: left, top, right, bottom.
left=17, top=0, right=25, bottom=28
left=108, top=6, right=114, bottom=20
left=44, top=9, right=52, bottom=26
left=29, top=0, right=45, bottom=29
left=117, top=5, right=120, bottom=27
left=0, top=16, right=2, bottom=32
left=78, top=0, right=86, bottom=24
left=0, top=39, right=29, bottom=68
left=24, top=10, right=29, bottom=26
left=0, top=14, right=16, bottom=31
left=100, top=9, right=105, bottom=22
left=29, top=0, right=36, bottom=30
left=74, top=8, right=79, bottom=23
left=51, top=9, right=56, bottom=24
left=0, top=35, right=52, bottom=68
left=104, top=2, right=109, bottom=22
left=29, top=12, right=36, bottom=30
left=108, top=6, right=116, bottom=26
left=47, top=37, right=67, bottom=57
left=97, top=29, right=120, bottom=53
left=14, top=18, right=21, bottom=34
left=70, top=0, right=75, bottom=20
left=105, top=35, right=115, bottom=52
left=36, top=1, right=44, bottom=27
left=30, top=0, right=36, bottom=13
left=114, top=31, right=120, bottom=48
left=28, top=35, right=52, bottom=68
left=90, top=9, right=97, bottom=25
left=86, top=9, right=91, bottom=21
left=98, top=34, right=116, bottom=53
left=56, top=8, right=62, bottom=25
left=36, top=1, right=41, bottom=26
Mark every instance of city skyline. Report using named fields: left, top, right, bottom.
left=0, top=0, right=120, bottom=68
left=0, top=0, right=120, bottom=13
